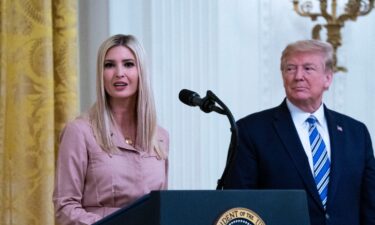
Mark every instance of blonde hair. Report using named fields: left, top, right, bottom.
left=89, top=34, right=166, bottom=159
left=280, top=39, right=334, bottom=72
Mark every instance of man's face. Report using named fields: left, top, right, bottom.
left=282, top=52, right=333, bottom=112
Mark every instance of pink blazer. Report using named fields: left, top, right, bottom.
left=53, top=117, right=169, bottom=225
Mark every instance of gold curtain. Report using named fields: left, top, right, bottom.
left=0, top=0, right=78, bottom=224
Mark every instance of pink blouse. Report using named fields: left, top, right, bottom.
left=53, top=117, right=169, bottom=225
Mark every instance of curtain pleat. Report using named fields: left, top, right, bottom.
left=0, top=0, right=78, bottom=224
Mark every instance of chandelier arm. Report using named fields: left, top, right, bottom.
left=292, top=0, right=322, bottom=20
left=312, top=24, right=322, bottom=40
left=337, top=13, right=356, bottom=22
left=337, top=0, right=374, bottom=22
left=291, top=0, right=375, bottom=73
left=359, top=0, right=375, bottom=16
left=320, top=0, right=333, bottom=21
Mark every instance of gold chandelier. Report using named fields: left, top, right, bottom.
left=292, top=0, right=374, bottom=72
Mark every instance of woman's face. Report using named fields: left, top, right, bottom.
left=103, top=46, right=139, bottom=101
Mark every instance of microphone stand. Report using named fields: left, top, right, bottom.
left=205, top=91, right=238, bottom=190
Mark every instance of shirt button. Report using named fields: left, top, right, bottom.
left=325, top=213, right=330, bottom=220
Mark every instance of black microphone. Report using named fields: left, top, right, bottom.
left=179, top=89, right=224, bottom=114
left=179, top=89, right=202, bottom=106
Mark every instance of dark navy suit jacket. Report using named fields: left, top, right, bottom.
left=224, top=100, right=375, bottom=225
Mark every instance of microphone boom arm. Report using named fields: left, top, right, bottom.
left=205, top=91, right=238, bottom=190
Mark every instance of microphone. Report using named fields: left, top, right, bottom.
left=179, top=88, right=238, bottom=189
left=179, top=89, right=224, bottom=114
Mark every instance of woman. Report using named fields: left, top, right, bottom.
left=53, top=34, right=169, bottom=225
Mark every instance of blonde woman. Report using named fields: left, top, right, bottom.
left=53, top=34, right=169, bottom=225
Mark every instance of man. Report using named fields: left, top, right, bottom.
left=224, top=40, right=375, bottom=225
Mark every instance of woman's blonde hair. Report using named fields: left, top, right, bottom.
left=89, top=34, right=166, bottom=159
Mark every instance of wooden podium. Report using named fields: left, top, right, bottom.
left=93, top=190, right=310, bottom=225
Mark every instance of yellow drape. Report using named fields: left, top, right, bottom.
left=0, top=0, right=78, bottom=224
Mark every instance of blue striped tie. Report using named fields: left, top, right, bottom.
left=307, top=115, right=330, bottom=209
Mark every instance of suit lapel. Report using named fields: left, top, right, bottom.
left=273, top=101, right=323, bottom=207
left=324, top=107, right=344, bottom=208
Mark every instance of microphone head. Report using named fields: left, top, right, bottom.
left=179, top=89, right=200, bottom=106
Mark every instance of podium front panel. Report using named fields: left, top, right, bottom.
left=94, top=190, right=310, bottom=225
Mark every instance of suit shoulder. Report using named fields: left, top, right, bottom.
left=157, top=125, right=169, bottom=140
left=61, top=116, right=91, bottom=135
left=327, top=109, right=366, bottom=127
left=237, top=106, right=279, bottom=126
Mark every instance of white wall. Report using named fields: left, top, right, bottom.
left=78, top=0, right=109, bottom=110
left=79, top=0, right=375, bottom=190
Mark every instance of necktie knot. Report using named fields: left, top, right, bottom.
left=306, top=115, right=317, bottom=126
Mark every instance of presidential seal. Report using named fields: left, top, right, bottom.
left=214, top=207, right=266, bottom=225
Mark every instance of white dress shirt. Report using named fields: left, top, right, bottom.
left=286, top=99, right=331, bottom=174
